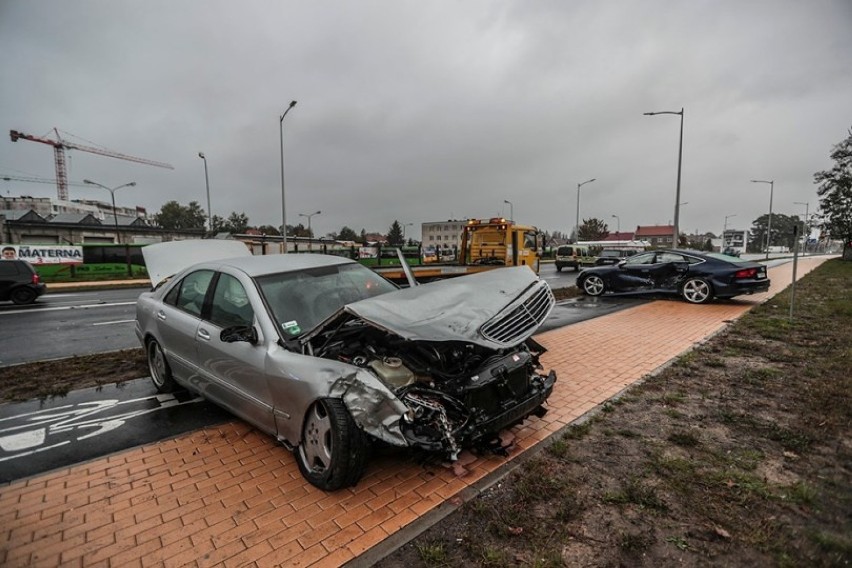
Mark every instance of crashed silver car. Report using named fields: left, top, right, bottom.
left=135, top=240, right=556, bottom=490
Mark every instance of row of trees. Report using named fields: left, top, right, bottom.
left=153, top=203, right=412, bottom=245
left=152, top=127, right=851, bottom=257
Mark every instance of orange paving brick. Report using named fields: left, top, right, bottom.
left=0, top=258, right=827, bottom=567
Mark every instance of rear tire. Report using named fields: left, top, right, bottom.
left=582, top=275, right=605, bottom=297
left=556, top=266, right=562, bottom=273
left=10, top=287, right=37, bottom=305
left=147, top=338, right=177, bottom=393
left=297, top=398, right=369, bottom=491
left=681, top=277, right=713, bottom=304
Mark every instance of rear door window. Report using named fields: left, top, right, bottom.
left=165, top=270, right=215, bottom=317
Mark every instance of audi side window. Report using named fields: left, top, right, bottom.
left=625, top=253, right=656, bottom=265
left=658, top=252, right=686, bottom=263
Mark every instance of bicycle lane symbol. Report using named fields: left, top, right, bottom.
left=0, top=392, right=203, bottom=463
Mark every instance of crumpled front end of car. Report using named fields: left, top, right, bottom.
left=393, top=340, right=556, bottom=459
left=305, top=269, right=558, bottom=462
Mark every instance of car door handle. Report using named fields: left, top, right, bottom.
left=198, top=328, right=211, bottom=341
left=156, top=310, right=166, bottom=321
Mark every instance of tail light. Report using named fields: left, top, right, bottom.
left=31, top=273, right=41, bottom=284
left=734, top=268, right=757, bottom=278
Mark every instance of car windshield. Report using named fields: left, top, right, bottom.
left=255, top=263, right=397, bottom=337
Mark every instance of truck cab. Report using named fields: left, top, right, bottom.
left=460, top=218, right=541, bottom=272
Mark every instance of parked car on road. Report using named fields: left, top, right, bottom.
left=0, top=259, right=46, bottom=305
left=576, top=249, right=770, bottom=304
left=136, top=241, right=557, bottom=490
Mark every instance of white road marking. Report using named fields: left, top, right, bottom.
left=92, top=319, right=136, bottom=326
left=0, top=301, right=136, bottom=317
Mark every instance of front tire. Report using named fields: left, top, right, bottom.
left=147, top=338, right=177, bottom=393
left=10, top=287, right=37, bottom=305
left=681, top=277, right=713, bottom=304
left=582, top=275, right=605, bottom=297
left=297, top=398, right=369, bottom=491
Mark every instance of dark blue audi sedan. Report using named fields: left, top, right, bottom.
left=576, top=249, right=770, bottom=304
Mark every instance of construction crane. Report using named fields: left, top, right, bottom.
left=1, top=174, right=90, bottom=189
left=9, top=128, right=174, bottom=201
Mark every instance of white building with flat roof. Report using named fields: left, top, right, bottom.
left=421, top=219, right=466, bottom=251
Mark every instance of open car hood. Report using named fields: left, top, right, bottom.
left=142, top=240, right=252, bottom=287
left=306, top=266, right=556, bottom=349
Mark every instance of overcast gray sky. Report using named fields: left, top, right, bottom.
left=1, top=0, right=850, bottom=240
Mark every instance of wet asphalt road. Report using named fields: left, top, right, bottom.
left=0, top=287, right=147, bottom=366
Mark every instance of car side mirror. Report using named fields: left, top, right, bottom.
left=220, top=325, right=258, bottom=345
left=617, top=260, right=627, bottom=267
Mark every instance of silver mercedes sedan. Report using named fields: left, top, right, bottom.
left=135, top=240, right=556, bottom=490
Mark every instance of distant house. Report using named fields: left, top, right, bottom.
left=635, top=225, right=675, bottom=247
left=604, top=231, right=636, bottom=241
left=363, top=232, right=388, bottom=244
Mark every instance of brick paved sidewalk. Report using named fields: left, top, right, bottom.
left=0, top=258, right=828, bottom=567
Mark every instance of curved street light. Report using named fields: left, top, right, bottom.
left=198, top=152, right=212, bottom=233
left=575, top=178, right=596, bottom=243
left=279, top=100, right=298, bottom=253
left=503, top=199, right=513, bottom=222
left=83, top=179, right=137, bottom=276
left=611, top=214, right=620, bottom=234
left=751, top=179, right=774, bottom=259
left=298, top=210, right=321, bottom=251
left=644, top=108, right=684, bottom=246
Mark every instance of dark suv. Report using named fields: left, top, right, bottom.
left=0, top=260, right=47, bottom=304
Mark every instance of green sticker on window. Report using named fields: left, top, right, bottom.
left=283, top=320, right=301, bottom=335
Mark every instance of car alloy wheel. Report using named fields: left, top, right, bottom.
left=296, top=398, right=369, bottom=491
left=582, top=275, right=605, bottom=296
left=681, top=277, right=713, bottom=304
left=146, top=339, right=176, bottom=392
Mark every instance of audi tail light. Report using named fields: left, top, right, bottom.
left=734, top=268, right=757, bottom=279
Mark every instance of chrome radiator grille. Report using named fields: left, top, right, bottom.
left=480, top=281, right=555, bottom=347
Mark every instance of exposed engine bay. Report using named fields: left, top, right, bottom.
left=305, top=316, right=557, bottom=460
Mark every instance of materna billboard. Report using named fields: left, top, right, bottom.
left=1, top=244, right=84, bottom=264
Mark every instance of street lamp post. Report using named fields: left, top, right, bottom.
left=575, top=178, right=596, bottom=243
left=402, top=222, right=414, bottom=241
left=751, top=179, right=774, bottom=259
left=198, top=152, right=212, bottom=233
left=279, top=100, right=297, bottom=254
left=723, top=214, right=737, bottom=249
left=611, top=214, right=620, bottom=234
left=644, top=108, right=684, bottom=246
left=503, top=199, right=513, bottom=222
left=298, top=210, right=321, bottom=251
left=83, top=179, right=136, bottom=276
left=794, top=201, right=809, bottom=256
